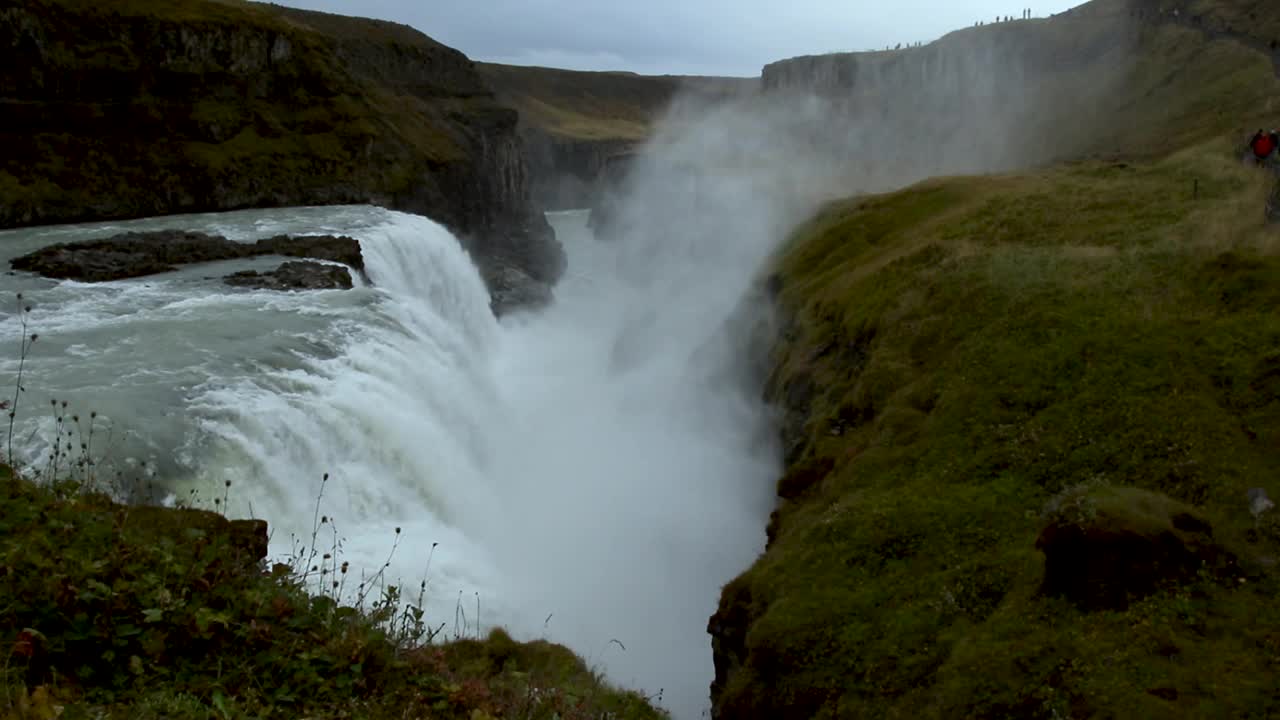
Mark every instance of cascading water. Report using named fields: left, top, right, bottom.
left=0, top=192, right=782, bottom=718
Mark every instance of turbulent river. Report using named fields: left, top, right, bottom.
left=0, top=204, right=779, bottom=718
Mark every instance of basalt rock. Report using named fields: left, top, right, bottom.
left=10, top=229, right=363, bottom=282
left=481, top=261, right=554, bottom=317
left=1036, top=486, right=1241, bottom=611
left=223, top=261, right=353, bottom=291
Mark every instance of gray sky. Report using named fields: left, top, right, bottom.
left=277, top=0, right=1087, bottom=77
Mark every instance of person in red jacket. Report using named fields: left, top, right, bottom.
left=1249, top=129, right=1277, bottom=164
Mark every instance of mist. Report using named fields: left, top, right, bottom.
left=477, top=12, right=1141, bottom=717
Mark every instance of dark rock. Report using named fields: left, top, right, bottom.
left=1036, top=486, right=1237, bottom=611
left=707, top=578, right=754, bottom=718
left=224, top=261, right=353, bottom=291
left=776, top=456, right=834, bottom=500
left=256, top=235, right=364, bottom=271
left=11, top=230, right=363, bottom=282
left=9, top=230, right=239, bottom=281
left=482, top=262, right=554, bottom=316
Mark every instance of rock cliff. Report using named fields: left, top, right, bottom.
left=479, top=63, right=757, bottom=211
left=0, top=0, right=563, bottom=303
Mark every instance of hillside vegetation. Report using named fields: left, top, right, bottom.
left=0, top=465, right=664, bottom=719
left=478, top=64, right=754, bottom=141
left=711, top=1, right=1280, bottom=717
left=478, top=64, right=681, bottom=142
left=716, top=141, right=1280, bottom=719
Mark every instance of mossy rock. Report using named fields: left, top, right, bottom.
left=1036, top=486, right=1240, bottom=610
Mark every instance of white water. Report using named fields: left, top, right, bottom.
left=0, top=201, right=779, bottom=718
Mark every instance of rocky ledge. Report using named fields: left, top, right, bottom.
left=223, top=261, right=353, bottom=291
left=10, top=230, right=363, bottom=283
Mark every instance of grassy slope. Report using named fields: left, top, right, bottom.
left=717, top=5, right=1280, bottom=718
left=477, top=64, right=683, bottom=141
left=0, top=466, right=664, bottom=719
left=478, top=63, right=754, bottom=141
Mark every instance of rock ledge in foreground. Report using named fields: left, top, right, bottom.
left=9, top=230, right=363, bottom=282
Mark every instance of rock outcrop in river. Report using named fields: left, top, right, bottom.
left=223, top=261, right=354, bottom=291
left=10, top=230, right=363, bottom=282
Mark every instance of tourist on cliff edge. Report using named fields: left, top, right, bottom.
left=1248, top=129, right=1279, bottom=165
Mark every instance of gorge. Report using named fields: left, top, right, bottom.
left=3, top=0, right=1280, bottom=718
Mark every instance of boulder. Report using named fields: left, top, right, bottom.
left=223, top=261, right=354, bottom=291
left=482, top=262, right=554, bottom=317
left=255, top=234, right=364, bottom=270
left=1036, top=486, right=1238, bottom=611
left=9, top=230, right=243, bottom=281
left=10, top=230, right=363, bottom=282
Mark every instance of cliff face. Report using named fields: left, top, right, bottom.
left=0, top=0, right=563, bottom=296
left=519, top=130, right=639, bottom=211
left=479, top=63, right=757, bottom=211
left=753, top=3, right=1149, bottom=186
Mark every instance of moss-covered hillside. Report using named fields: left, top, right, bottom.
left=709, top=1, right=1280, bottom=715
left=0, top=465, right=664, bottom=719
left=711, top=137, right=1280, bottom=719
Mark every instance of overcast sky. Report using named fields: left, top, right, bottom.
left=277, top=1, right=1087, bottom=77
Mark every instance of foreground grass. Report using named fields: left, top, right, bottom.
left=0, top=465, right=663, bottom=720
left=716, top=141, right=1280, bottom=718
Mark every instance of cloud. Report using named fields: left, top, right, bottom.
left=278, top=0, right=1087, bottom=78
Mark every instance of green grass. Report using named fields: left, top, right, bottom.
left=477, top=64, right=753, bottom=141
left=717, top=141, right=1280, bottom=718
left=0, top=468, right=665, bottom=720
left=477, top=64, right=685, bottom=141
